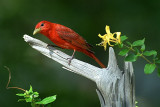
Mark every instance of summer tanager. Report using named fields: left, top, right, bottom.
left=33, top=21, right=106, bottom=68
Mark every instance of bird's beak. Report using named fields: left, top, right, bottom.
left=33, top=28, right=41, bottom=35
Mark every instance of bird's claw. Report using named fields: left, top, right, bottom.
left=67, top=57, right=74, bottom=65
left=46, top=44, right=52, bottom=49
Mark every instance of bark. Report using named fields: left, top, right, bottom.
left=23, top=34, right=135, bottom=107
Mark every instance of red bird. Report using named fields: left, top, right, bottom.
left=33, top=21, right=106, bottom=68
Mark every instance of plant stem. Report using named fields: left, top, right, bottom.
left=7, top=87, right=26, bottom=92
left=123, top=44, right=134, bottom=51
left=5, top=66, right=26, bottom=92
left=123, top=44, right=153, bottom=64
left=140, top=55, right=153, bottom=64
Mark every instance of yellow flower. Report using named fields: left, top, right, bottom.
left=97, top=25, right=121, bottom=51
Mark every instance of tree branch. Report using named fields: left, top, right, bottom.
left=23, top=34, right=135, bottom=107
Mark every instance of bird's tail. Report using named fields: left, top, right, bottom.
left=83, top=50, right=106, bottom=68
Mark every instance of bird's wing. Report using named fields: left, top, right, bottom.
left=55, top=24, right=92, bottom=51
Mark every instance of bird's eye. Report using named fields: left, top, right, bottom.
left=41, top=23, right=44, bottom=26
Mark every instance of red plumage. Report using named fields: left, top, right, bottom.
left=34, top=21, right=106, bottom=68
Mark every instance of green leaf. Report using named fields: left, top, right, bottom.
left=36, top=95, right=56, bottom=105
left=33, top=92, right=39, bottom=98
left=125, top=54, right=138, bottom=62
left=16, top=93, right=25, bottom=96
left=120, top=35, right=128, bottom=42
left=132, top=38, right=145, bottom=46
left=29, top=85, right=33, bottom=93
left=33, top=92, right=39, bottom=95
left=25, top=97, right=32, bottom=102
left=25, top=90, right=29, bottom=95
left=133, top=47, right=139, bottom=53
left=126, top=41, right=132, bottom=46
left=140, top=44, right=145, bottom=51
left=119, top=49, right=129, bottom=56
left=143, top=50, right=157, bottom=56
left=18, top=99, right=25, bottom=102
left=118, top=43, right=123, bottom=48
left=144, top=64, right=156, bottom=74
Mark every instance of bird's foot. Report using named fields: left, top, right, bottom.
left=67, top=50, right=76, bottom=66
left=67, top=56, right=74, bottom=65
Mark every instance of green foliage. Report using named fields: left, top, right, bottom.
left=119, top=35, right=159, bottom=76
left=36, top=95, right=56, bottom=105
left=120, top=35, right=128, bottom=42
left=118, top=43, right=124, bottom=48
left=16, top=93, right=25, bottom=96
left=125, top=54, right=138, bottom=62
left=144, top=64, right=156, bottom=74
left=140, top=44, right=145, bottom=51
left=5, top=67, right=57, bottom=107
left=16, top=85, right=56, bottom=107
left=143, top=50, right=157, bottom=56
left=126, top=41, right=132, bottom=46
left=118, top=49, right=129, bottom=56
left=132, top=38, right=145, bottom=46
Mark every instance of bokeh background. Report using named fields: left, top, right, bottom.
left=0, top=0, right=160, bottom=107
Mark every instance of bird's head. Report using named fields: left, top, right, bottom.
left=33, top=21, right=51, bottom=35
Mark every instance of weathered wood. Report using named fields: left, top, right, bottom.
left=23, top=34, right=135, bottom=107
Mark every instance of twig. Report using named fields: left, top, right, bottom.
left=124, top=44, right=153, bottom=64
left=4, top=66, right=26, bottom=92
